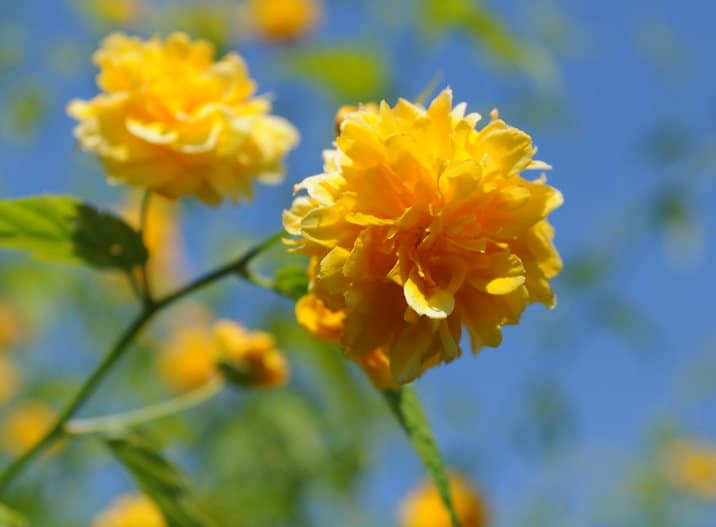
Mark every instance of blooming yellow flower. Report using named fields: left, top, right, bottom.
left=400, top=473, right=489, bottom=527
left=214, top=319, right=290, bottom=388
left=284, top=89, right=562, bottom=384
left=0, top=355, right=21, bottom=404
left=1, top=401, right=55, bottom=457
left=248, top=0, right=321, bottom=43
left=157, top=318, right=289, bottom=392
left=92, top=494, right=166, bottom=527
left=68, top=32, right=299, bottom=204
left=665, top=439, right=716, bottom=499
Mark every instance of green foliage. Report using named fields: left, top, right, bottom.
left=271, top=265, right=309, bottom=301
left=0, top=503, right=26, bottom=527
left=104, top=434, right=214, bottom=527
left=383, top=387, right=462, bottom=527
left=0, top=196, right=148, bottom=271
left=283, top=46, right=387, bottom=101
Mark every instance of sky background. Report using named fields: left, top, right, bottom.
left=1, top=1, right=715, bottom=526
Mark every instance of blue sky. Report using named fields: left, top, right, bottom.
left=1, top=0, right=715, bottom=525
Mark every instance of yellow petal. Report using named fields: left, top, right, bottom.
left=404, top=269, right=455, bottom=319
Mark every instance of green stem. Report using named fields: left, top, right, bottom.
left=138, top=191, right=154, bottom=305
left=65, top=378, right=224, bottom=436
left=0, top=230, right=284, bottom=496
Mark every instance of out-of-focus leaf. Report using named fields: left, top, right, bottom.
left=283, top=46, right=387, bottom=101
left=0, top=196, right=148, bottom=271
left=105, top=434, right=214, bottom=527
left=2, top=85, right=48, bottom=139
left=638, top=123, right=693, bottom=165
left=271, top=265, right=309, bottom=300
left=561, top=253, right=611, bottom=289
left=0, top=503, right=27, bottom=527
left=423, top=0, right=523, bottom=63
left=383, top=386, right=462, bottom=527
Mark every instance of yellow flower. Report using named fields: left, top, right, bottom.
left=2, top=401, right=55, bottom=457
left=68, top=32, right=299, bottom=204
left=214, top=320, right=290, bottom=388
left=156, top=325, right=218, bottom=393
left=400, top=473, right=489, bottom=527
left=157, top=318, right=289, bottom=392
left=92, top=494, right=166, bottom=527
left=665, top=439, right=716, bottom=499
left=248, top=0, right=321, bottom=43
left=0, top=355, right=21, bottom=404
left=82, top=0, right=144, bottom=26
left=284, top=89, right=562, bottom=384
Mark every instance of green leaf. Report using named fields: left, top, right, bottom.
left=0, top=503, right=26, bottom=527
left=271, top=265, right=309, bottom=301
left=0, top=196, right=148, bottom=271
left=283, top=46, right=387, bottom=101
left=383, top=386, right=462, bottom=527
left=104, top=434, right=214, bottom=527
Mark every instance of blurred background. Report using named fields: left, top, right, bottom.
left=1, top=0, right=715, bottom=525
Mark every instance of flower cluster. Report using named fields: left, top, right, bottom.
left=157, top=317, right=289, bottom=392
left=285, top=89, right=562, bottom=384
left=400, top=473, right=488, bottom=527
left=68, top=32, right=298, bottom=204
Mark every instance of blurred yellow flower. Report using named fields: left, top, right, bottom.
left=248, top=0, right=321, bottom=42
left=92, top=494, right=166, bottom=527
left=2, top=401, right=55, bottom=457
left=82, top=0, right=144, bottom=26
left=0, top=300, right=21, bottom=350
left=665, top=439, right=716, bottom=499
left=156, top=325, right=218, bottom=393
left=157, top=318, right=289, bottom=392
left=400, top=474, right=489, bottom=527
left=284, top=88, right=563, bottom=384
left=214, top=319, right=290, bottom=388
left=68, top=32, right=299, bottom=204
left=0, top=355, right=21, bottom=404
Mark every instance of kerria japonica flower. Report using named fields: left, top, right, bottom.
left=68, top=32, right=298, bottom=204
left=284, top=88, right=563, bottom=385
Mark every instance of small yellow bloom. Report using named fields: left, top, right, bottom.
left=2, top=401, right=55, bottom=457
left=214, top=320, right=290, bottom=388
left=284, top=89, right=563, bottom=384
left=157, top=318, right=289, bottom=392
left=0, top=355, right=21, bottom=404
left=68, top=32, right=299, bottom=204
left=156, top=325, right=218, bottom=393
left=665, top=439, right=716, bottom=499
left=82, top=0, right=144, bottom=26
left=248, top=0, right=321, bottom=43
left=92, top=494, right=166, bottom=527
left=400, top=474, right=489, bottom=527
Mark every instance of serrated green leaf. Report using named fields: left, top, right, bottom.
left=104, top=434, right=213, bottom=527
left=272, top=266, right=309, bottom=301
left=0, top=195, right=148, bottom=271
left=0, top=503, right=27, bottom=527
left=283, top=46, right=387, bottom=101
left=383, top=386, right=462, bottom=527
